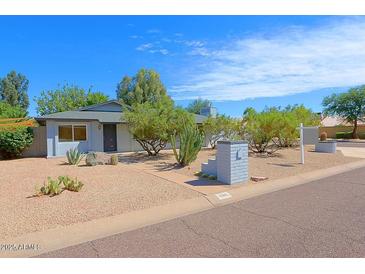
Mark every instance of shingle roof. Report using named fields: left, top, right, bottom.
left=36, top=110, right=126, bottom=123
left=36, top=109, right=207, bottom=124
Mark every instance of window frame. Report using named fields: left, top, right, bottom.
left=58, top=124, right=88, bottom=143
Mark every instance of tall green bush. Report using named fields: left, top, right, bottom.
left=241, top=105, right=320, bottom=154
left=0, top=126, right=33, bottom=159
left=0, top=101, right=27, bottom=118
left=242, top=108, right=281, bottom=154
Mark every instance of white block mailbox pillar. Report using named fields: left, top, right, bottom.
left=216, top=140, right=249, bottom=185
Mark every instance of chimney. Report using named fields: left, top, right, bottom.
left=200, top=106, right=217, bottom=118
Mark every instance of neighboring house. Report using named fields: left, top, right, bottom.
left=320, top=115, right=365, bottom=138
left=321, top=115, right=365, bottom=127
left=32, top=100, right=208, bottom=157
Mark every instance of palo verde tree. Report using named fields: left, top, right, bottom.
left=202, top=114, right=240, bottom=149
left=0, top=70, right=29, bottom=110
left=124, top=97, right=173, bottom=156
left=35, top=84, right=109, bottom=115
left=116, top=68, right=170, bottom=107
left=120, top=68, right=183, bottom=156
left=322, top=86, right=365, bottom=139
left=186, top=98, right=212, bottom=114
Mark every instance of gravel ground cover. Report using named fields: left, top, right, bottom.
left=119, top=146, right=361, bottom=181
left=0, top=157, right=201, bottom=240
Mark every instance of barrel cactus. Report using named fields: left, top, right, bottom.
left=110, top=155, right=118, bottom=165
left=170, top=123, right=204, bottom=166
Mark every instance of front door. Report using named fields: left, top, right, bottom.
left=103, top=124, right=117, bottom=152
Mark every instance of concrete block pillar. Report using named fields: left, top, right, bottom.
left=216, top=140, right=249, bottom=185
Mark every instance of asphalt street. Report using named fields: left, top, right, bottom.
left=38, top=167, right=365, bottom=258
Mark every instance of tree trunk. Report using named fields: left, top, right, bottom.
left=352, top=119, right=358, bottom=139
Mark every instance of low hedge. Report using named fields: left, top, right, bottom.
left=336, top=131, right=365, bottom=139
left=335, top=131, right=353, bottom=139
left=0, top=127, right=34, bottom=159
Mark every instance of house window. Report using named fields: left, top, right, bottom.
left=58, top=125, right=87, bottom=142
left=59, top=125, right=73, bottom=142
left=74, top=126, right=87, bottom=141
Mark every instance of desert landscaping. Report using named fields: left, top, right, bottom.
left=0, top=145, right=362, bottom=241
left=120, top=146, right=360, bottom=180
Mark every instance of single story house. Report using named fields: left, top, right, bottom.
left=32, top=100, right=208, bottom=157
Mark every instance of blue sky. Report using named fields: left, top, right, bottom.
left=0, top=16, right=364, bottom=117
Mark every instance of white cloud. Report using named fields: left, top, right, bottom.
left=183, top=40, right=205, bottom=47
left=136, top=43, right=153, bottom=51
left=149, top=49, right=169, bottom=55
left=130, top=35, right=142, bottom=39
left=170, top=18, right=365, bottom=101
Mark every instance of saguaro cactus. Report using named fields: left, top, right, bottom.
left=170, top=123, right=204, bottom=166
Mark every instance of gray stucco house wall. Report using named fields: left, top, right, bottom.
left=36, top=100, right=208, bottom=157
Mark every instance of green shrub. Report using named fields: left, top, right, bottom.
left=242, top=105, right=320, bottom=153
left=0, top=126, right=33, bottom=159
left=335, top=131, right=352, bottom=139
left=208, top=175, right=217, bottom=180
left=0, top=102, right=27, bottom=118
left=202, top=115, right=240, bottom=149
left=58, top=176, right=84, bottom=192
left=202, top=173, right=209, bottom=178
left=170, top=121, right=204, bottom=166
left=66, top=148, right=85, bottom=165
left=37, top=177, right=62, bottom=196
left=110, top=155, right=118, bottom=165
left=242, top=108, right=280, bottom=154
left=194, top=171, right=202, bottom=177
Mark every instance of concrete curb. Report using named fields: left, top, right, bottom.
left=3, top=159, right=365, bottom=258
left=206, top=159, right=365, bottom=206
left=0, top=197, right=213, bottom=258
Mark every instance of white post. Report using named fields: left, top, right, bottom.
left=300, top=123, right=304, bottom=164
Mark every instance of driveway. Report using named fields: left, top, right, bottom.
left=38, top=167, right=365, bottom=258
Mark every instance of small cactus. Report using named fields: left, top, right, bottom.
left=110, top=155, right=118, bottom=165
left=59, top=176, right=84, bottom=192
left=37, top=177, right=62, bottom=196
left=66, top=148, right=85, bottom=165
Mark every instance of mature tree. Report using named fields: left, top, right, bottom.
left=124, top=98, right=173, bottom=156
left=35, top=84, right=109, bottom=115
left=116, top=68, right=171, bottom=107
left=0, top=71, right=29, bottom=110
left=124, top=96, right=196, bottom=156
left=0, top=101, right=27, bottom=118
left=322, top=86, right=365, bottom=138
left=186, top=98, right=212, bottom=114
left=202, top=114, right=240, bottom=149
